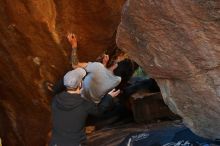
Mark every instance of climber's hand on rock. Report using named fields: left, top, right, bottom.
left=108, top=89, right=120, bottom=98
left=67, top=33, right=77, bottom=49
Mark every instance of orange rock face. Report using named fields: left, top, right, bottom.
left=117, top=0, right=220, bottom=140
left=0, top=0, right=125, bottom=145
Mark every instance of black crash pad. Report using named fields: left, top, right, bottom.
left=119, top=125, right=220, bottom=146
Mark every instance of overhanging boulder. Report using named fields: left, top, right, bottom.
left=117, top=0, right=220, bottom=140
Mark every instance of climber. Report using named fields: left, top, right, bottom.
left=50, top=68, right=120, bottom=146
left=53, top=33, right=121, bottom=104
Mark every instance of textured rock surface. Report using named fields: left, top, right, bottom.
left=117, top=0, right=220, bottom=140
left=130, top=93, right=178, bottom=123
left=0, top=0, right=125, bottom=145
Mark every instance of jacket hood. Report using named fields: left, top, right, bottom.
left=54, top=92, right=83, bottom=111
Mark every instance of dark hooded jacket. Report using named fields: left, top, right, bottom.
left=50, top=91, right=113, bottom=146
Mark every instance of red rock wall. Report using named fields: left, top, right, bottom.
left=117, top=0, right=220, bottom=140
left=0, top=0, right=125, bottom=145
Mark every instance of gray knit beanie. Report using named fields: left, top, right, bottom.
left=63, top=68, right=86, bottom=88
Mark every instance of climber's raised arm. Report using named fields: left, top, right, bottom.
left=67, top=33, right=88, bottom=69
